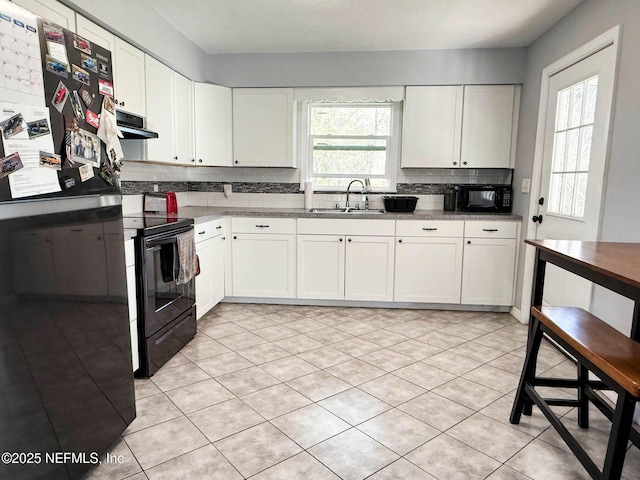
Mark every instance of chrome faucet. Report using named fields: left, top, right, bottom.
left=345, top=179, right=371, bottom=210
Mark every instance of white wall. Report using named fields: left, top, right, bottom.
left=206, top=48, right=527, bottom=87
left=61, top=0, right=208, bottom=81
left=512, top=0, right=640, bottom=333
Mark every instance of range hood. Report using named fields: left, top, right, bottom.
left=116, top=110, right=159, bottom=139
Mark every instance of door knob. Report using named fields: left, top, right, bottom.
left=532, top=215, right=543, bottom=224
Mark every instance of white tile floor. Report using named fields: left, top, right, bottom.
left=85, top=304, right=640, bottom=480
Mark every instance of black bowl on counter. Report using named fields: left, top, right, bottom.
left=382, top=196, right=419, bottom=212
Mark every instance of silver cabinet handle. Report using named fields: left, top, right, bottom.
left=422, top=227, right=438, bottom=231
left=255, top=225, right=270, bottom=228
left=198, top=231, right=205, bottom=235
left=216, top=226, right=222, bottom=229
left=482, top=229, right=499, bottom=232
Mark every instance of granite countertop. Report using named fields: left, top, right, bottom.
left=135, top=206, right=522, bottom=224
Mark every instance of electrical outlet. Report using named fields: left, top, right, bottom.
left=521, top=178, right=531, bottom=194
left=153, top=183, right=159, bottom=192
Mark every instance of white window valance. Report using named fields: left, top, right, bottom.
left=294, top=87, right=404, bottom=103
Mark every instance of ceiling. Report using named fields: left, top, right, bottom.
left=146, top=0, right=584, bottom=55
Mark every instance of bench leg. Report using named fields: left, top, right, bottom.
left=578, top=362, right=589, bottom=428
left=510, top=317, right=544, bottom=424
left=601, top=392, right=636, bottom=480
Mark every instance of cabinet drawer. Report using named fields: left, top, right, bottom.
left=195, top=219, right=224, bottom=243
left=396, top=220, right=464, bottom=237
left=298, top=218, right=395, bottom=236
left=124, top=239, right=135, bottom=267
left=232, top=217, right=296, bottom=234
left=464, top=221, right=517, bottom=238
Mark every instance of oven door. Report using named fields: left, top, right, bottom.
left=146, top=307, right=196, bottom=376
left=143, top=228, right=195, bottom=337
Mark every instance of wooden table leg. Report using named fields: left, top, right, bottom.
left=523, top=250, right=546, bottom=416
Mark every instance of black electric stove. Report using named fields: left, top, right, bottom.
left=124, top=215, right=196, bottom=377
left=123, top=215, right=193, bottom=237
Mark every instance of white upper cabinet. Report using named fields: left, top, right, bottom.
left=144, top=55, right=194, bottom=164
left=76, top=15, right=115, bottom=51
left=145, top=55, right=175, bottom=163
left=173, top=72, right=194, bottom=164
left=13, top=0, right=76, bottom=30
left=232, top=88, right=295, bottom=167
left=194, top=83, right=233, bottom=167
left=76, top=17, right=147, bottom=117
left=402, top=84, right=519, bottom=168
left=460, top=85, right=517, bottom=168
left=113, top=38, right=146, bottom=116
left=402, top=86, right=463, bottom=168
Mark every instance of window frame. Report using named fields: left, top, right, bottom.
left=299, top=101, right=401, bottom=192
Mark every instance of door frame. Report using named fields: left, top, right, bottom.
left=517, top=25, right=621, bottom=322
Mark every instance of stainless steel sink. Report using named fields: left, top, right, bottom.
left=307, top=208, right=385, bottom=215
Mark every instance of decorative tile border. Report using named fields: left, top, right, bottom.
left=122, top=181, right=507, bottom=196
left=121, top=181, right=189, bottom=195
left=187, top=182, right=301, bottom=193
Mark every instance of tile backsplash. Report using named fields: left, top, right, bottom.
left=120, top=165, right=512, bottom=213
left=122, top=191, right=444, bottom=214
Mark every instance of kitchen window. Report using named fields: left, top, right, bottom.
left=298, top=89, right=402, bottom=191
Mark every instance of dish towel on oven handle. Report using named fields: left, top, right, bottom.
left=176, top=229, right=197, bottom=285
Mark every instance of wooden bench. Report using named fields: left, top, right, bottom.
left=510, top=306, right=640, bottom=480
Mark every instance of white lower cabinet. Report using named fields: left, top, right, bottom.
left=211, top=234, right=226, bottom=306
left=195, top=236, right=215, bottom=320
left=232, top=234, right=295, bottom=298
left=297, top=235, right=345, bottom=300
left=394, top=237, right=463, bottom=303
left=345, top=236, right=395, bottom=302
left=461, top=237, right=516, bottom=305
left=231, top=218, right=296, bottom=298
left=195, top=219, right=226, bottom=319
left=125, top=239, right=139, bottom=373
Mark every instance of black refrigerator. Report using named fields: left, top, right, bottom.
left=0, top=3, right=135, bottom=479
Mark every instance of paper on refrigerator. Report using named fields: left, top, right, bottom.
left=0, top=103, right=61, bottom=198
left=0, top=4, right=45, bottom=106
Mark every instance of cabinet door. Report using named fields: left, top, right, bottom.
left=126, top=263, right=139, bottom=372
left=223, top=218, right=233, bottom=297
left=13, top=0, right=76, bottom=30
left=461, top=238, right=516, bottom=305
left=145, top=55, right=175, bottom=163
left=173, top=73, right=194, bottom=164
left=297, top=235, right=345, bottom=300
left=232, top=88, right=294, bottom=167
left=194, top=83, right=233, bottom=166
left=211, top=234, right=225, bottom=306
left=129, top=320, right=139, bottom=372
left=460, top=85, right=515, bottom=168
left=402, top=86, right=463, bottom=168
left=394, top=237, right=463, bottom=304
left=76, top=15, right=116, bottom=51
left=231, top=233, right=295, bottom=298
left=195, top=238, right=214, bottom=320
left=345, top=236, right=395, bottom=302
left=114, top=38, right=146, bottom=116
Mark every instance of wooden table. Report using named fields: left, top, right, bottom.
left=517, top=240, right=640, bottom=478
left=526, top=239, right=640, bottom=340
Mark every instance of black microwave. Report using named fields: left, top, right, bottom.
left=445, top=185, right=512, bottom=213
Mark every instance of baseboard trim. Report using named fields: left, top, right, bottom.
left=510, top=306, right=525, bottom=324
left=219, top=297, right=512, bottom=312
